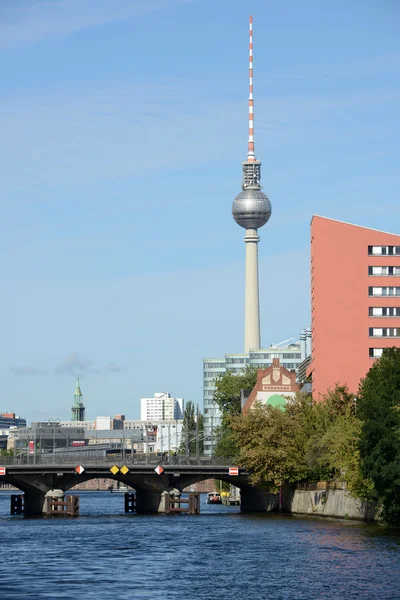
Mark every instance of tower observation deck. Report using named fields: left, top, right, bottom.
left=232, top=16, right=272, bottom=353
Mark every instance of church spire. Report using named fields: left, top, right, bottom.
left=71, top=376, right=85, bottom=421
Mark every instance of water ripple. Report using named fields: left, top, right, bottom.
left=0, top=491, right=399, bottom=600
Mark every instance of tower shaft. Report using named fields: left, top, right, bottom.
left=244, top=228, right=260, bottom=352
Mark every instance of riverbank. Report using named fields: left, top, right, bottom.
left=288, top=489, right=379, bottom=521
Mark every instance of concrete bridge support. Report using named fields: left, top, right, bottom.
left=135, top=490, right=166, bottom=514
left=240, top=486, right=279, bottom=512
left=135, top=489, right=182, bottom=513
left=24, top=491, right=46, bottom=516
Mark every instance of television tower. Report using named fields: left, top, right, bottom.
left=232, top=16, right=272, bottom=353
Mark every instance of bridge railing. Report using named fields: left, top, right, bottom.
left=0, top=453, right=235, bottom=467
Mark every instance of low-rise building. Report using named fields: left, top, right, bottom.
left=59, top=420, right=95, bottom=430
left=10, top=421, right=85, bottom=454
left=242, top=359, right=300, bottom=412
left=203, top=338, right=308, bottom=454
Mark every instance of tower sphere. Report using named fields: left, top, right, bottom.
left=232, top=188, right=272, bottom=229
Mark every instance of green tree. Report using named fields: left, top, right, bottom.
left=0, top=448, right=13, bottom=458
left=213, top=415, right=239, bottom=459
left=230, top=400, right=312, bottom=488
left=196, top=408, right=204, bottom=455
left=357, top=347, right=400, bottom=524
left=304, top=386, right=356, bottom=480
left=228, top=386, right=368, bottom=492
left=180, top=401, right=203, bottom=455
left=213, top=367, right=257, bottom=416
left=212, top=367, right=257, bottom=457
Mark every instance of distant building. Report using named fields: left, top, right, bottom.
left=112, top=415, right=125, bottom=430
left=86, top=428, right=142, bottom=448
left=71, top=377, right=85, bottom=421
left=59, top=420, right=95, bottom=430
left=61, top=416, right=125, bottom=431
left=0, top=413, right=26, bottom=429
left=85, top=420, right=183, bottom=454
left=242, top=359, right=300, bottom=413
left=154, top=421, right=183, bottom=453
left=140, top=393, right=184, bottom=421
left=11, top=421, right=85, bottom=453
left=0, top=413, right=27, bottom=450
left=95, top=416, right=113, bottom=430
left=309, top=216, right=400, bottom=398
left=203, top=340, right=307, bottom=455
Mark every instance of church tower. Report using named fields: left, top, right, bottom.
left=71, top=377, right=85, bottom=421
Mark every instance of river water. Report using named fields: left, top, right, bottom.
left=0, top=491, right=399, bottom=599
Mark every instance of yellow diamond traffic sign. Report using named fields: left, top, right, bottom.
left=110, top=465, right=119, bottom=475
left=120, top=465, right=129, bottom=475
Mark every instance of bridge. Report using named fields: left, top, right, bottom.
left=0, top=454, right=277, bottom=515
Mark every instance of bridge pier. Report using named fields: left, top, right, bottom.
left=240, top=487, right=279, bottom=512
left=24, top=491, right=46, bottom=516
left=43, top=489, right=65, bottom=515
left=135, top=490, right=167, bottom=513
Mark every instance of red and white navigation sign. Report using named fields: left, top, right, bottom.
left=229, top=467, right=239, bottom=476
left=0, top=467, right=6, bottom=476
left=75, top=465, right=85, bottom=475
left=154, top=465, right=164, bottom=476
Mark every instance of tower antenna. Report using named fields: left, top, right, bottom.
left=247, top=16, right=255, bottom=162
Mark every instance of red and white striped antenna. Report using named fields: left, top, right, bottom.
left=247, top=16, right=255, bottom=162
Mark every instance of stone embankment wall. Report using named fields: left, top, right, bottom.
left=287, top=489, right=379, bottom=521
left=240, top=484, right=379, bottom=521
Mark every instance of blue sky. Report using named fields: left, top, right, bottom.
left=1, top=0, right=399, bottom=422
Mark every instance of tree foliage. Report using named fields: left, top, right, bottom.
left=229, top=387, right=364, bottom=492
left=213, top=367, right=257, bottom=416
left=0, top=448, right=13, bottom=457
left=213, top=415, right=240, bottom=459
left=211, top=355, right=400, bottom=523
left=357, top=347, right=400, bottom=524
left=179, top=401, right=203, bottom=455
left=212, top=367, right=257, bottom=457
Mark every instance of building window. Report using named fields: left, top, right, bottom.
left=369, top=348, right=383, bottom=358
left=369, top=307, right=400, bottom=317
left=368, top=246, right=400, bottom=256
left=369, top=328, right=400, bottom=338
left=369, top=287, right=400, bottom=297
left=368, top=266, right=400, bottom=276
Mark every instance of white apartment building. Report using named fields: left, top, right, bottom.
left=140, top=392, right=184, bottom=421
left=203, top=337, right=310, bottom=455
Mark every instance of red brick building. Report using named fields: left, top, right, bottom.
left=309, top=216, right=400, bottom=398
left=243, top=359, right=299, bottom=413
